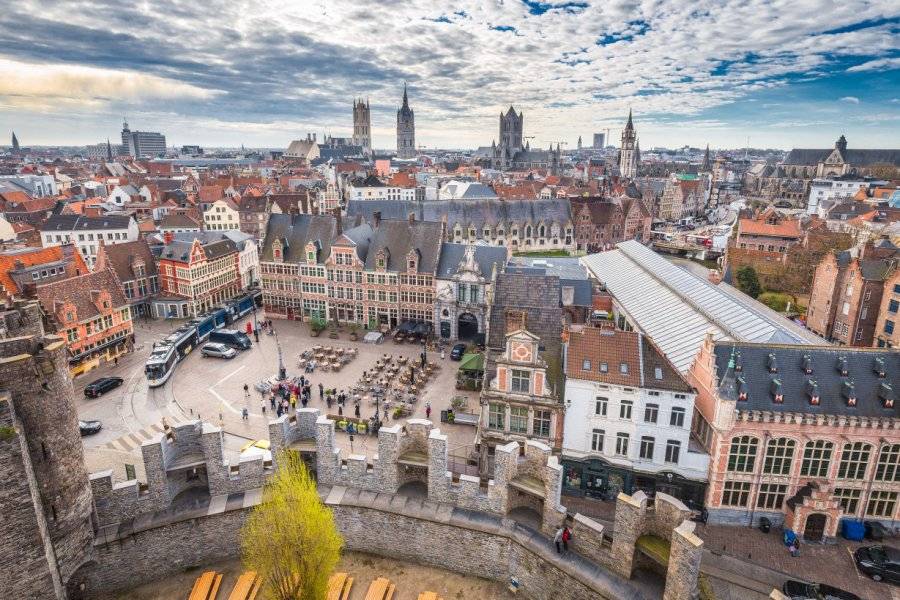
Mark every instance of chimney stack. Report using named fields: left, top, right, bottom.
left=408, top=212, right=415, bottom=223
left=373, top=211, right=381, bottom=229
left=164, top=231, right=174, bottom=245
left=333, top=207, right=342, bottom=236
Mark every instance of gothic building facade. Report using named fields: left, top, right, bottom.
left=618, top=110, right=639, bottom=179
left=490, top=106, right=561, bottom=173
left=352, top=98, right=372, bottom=155
left=396, top=85, right=416, bottom=159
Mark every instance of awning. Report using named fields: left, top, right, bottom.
left=458, top=353, right=485, bottom=372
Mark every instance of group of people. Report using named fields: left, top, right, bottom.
left=257, top=376, right=315, bottom=418
left=554, top=526, right=573, bottom=554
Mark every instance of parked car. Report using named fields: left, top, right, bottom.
left=78, top=420, right=102, bottom=436
left=782, top=580, right=861, bottom=600
left=84, top=377, right=124, bottom=398
left=855, top=545, right=900, bottom=583
left=449, top=343, right=467, bottom=361
left=200, top=343, right=237, bottom=359
left=865, top=521, right=889, bottom=541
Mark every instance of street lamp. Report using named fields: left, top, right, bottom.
left=274, top=328, right=286, bottom=380
left=251, top=297, right=259, bottom=343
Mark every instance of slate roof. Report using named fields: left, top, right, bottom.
left=566, top=327, right=692, bottom=393
left=714, top=342, right=898, bottom=418
left=41, top=214, right=132, bottom=231
left=35, top=267, right=129, bottom=322
left=160, top=237, right=237, bottom=263
left=364, top=219, right=443, bottom=274
left=100, top=239, right=158, bottom=282
left=159, top=213, right=201, bottom=229
left=783, top=148, right=900, bottom=167
left=346, top=198, right=572, bottom=228
left=259, top=213, right=337, bottom=263
left=436, top=243, right=507, bottom=279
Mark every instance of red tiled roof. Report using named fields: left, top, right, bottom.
left=0, top=245, right=88, bottom=296
left=35, top=267, right=128, bottom=323
left=738, top=216, right=802, bottom=238
left=197, top=185, right=225, bottom=202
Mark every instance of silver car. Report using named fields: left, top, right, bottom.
left=201, top=343, right=237, bottom=359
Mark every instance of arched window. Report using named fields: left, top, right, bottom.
left=525, top=225, right=532, bottom=238
left=875, top=444, right=900, bottom=482
left=800, top=440, right=834, bottom=477
left=763, top=438, right=796, bottom=475
left=838, top=442, right=872, bottom=480
left=538, top=225, right=545, bottom=237
left=727, top=435, right=758, bottom=473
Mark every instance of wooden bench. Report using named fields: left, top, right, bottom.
left=364, top=577, right=396, bottom=600
left=227, top=571, right=261, bottom=600
left=417, top=592, right=443, bottom=600
left=326, top=572, right=353, bottom=600
left=189, top=571, right=222, bottom=600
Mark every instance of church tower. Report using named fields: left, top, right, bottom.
left=11, top=131, right=20, bottom=153
left=352, top=99, right=372, bottom=155
left=702, top=144, right=711, bottom=172
left=396, top=84, right=416, bottom=159
left=618, top=109, right=638, bottom=179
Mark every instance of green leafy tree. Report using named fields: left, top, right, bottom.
left=241, top=452, right=343, bottom=600
left=735, top=266, right=762, bottom=299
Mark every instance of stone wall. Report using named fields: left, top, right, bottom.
left=75, top=485, right=645, bottom=600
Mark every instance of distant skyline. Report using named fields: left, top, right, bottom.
left=0, top=1, right=898, bottom=150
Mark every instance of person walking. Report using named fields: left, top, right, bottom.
left=261, top=402, right=266, bottom=415
left=241, top=407, right=249, bottom=421
left=319, top=383, right=324, bottom=400
left=338, top=404, right=343, bottom=417
left=269, top=393, right=276, bottom=410
left=561, top=526, right=572, bottom=553
left=425, top=402, right=431, bottom=420
left=354, top=403, right=361, bottom=418
left=554, top=527, right=564, bottom=554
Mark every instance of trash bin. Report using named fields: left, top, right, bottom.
left=759, top=517, right=771, bottom=533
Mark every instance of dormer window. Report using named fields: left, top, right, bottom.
left=770, top=379, right=783, bottom=403
left=65, top=311, right=73, bottom=322
left=734, top=352, right=742, bottom=372
left=806, top=379, right=820, bottom=405
left=802, top=355, right=813, bottom=374
left=842, top=380, right=857, bottom=407
left=654, top=367, right=663, bottom=380
left=737, top=376, right=748, bottom=401
left=837, top=356, right=849, bottom=376
left=874, top=357, right=886, bottom=378
left=878, top=382, right=894, bottom=408
left=767, top=353, right=778, bottom=373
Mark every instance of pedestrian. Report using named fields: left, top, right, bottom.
left=425, top=402, right=431, bottom=420
left=355, top=403, right=361, bottom=418
left=290, top=394, right=296, bottom=409
left=261, top=402, right=266, bottom=415
left=562, top=526, right=572, bottom=553
left=440, top=349, right=445, bottom=360
left=241, top=407, right=249, bottom=421
left=114, top=356, right=118, bottom=366
left=301, top=395, right=308, bottom=408
left=319, top=383, right=324, bottom=400
left=326, top=395, right=333, bottom=409
left=338, top=404, right=343, bottom=416
left=420, top=352, right=426, bottom=369
left=554, top=527, right=564, bottom=554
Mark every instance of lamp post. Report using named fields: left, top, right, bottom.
left=251, top=289, right=259, bottom=343
left=274, top=328, right=286, bottom=380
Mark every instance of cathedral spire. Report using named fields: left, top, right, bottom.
left=702, top=143, right=711, bottom=171
left=402, top=82, right=409, bottom=109
left=11, top=131, right=19, bottom=152
left=625, top=108, right=633, bottom=131
left=106, top=138, right=113, bottom=160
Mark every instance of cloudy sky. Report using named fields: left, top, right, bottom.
left=0, top=0, right=898, bottom=150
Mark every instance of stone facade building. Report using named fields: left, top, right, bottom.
left=490, top=106, right=561, bottom=173
left=433, top=243, right=507, bottom=341
left=396, top=84, right=416, bottom=159
left=688, top=336, right=900, bottom=540
left=352, top=98, right=372, bottom=155
left=260, top=212, right=441, bottom=328
left=781, top=135, right=899, bottom=179
left=478, top=329, right=565, bottom=475
left=658, top=173, right=706, bottom=221
left=561, top=326, right=708, bottom=506
left=617, top=110, right=638, bottom=179
left=156, top=235, right=243, bottom=318
left=0, top=303, right=94, bottom=599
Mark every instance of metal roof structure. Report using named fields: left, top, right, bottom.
left=580, top=240, right=826, bottom=373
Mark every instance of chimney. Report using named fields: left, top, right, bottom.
left=164, top=231, right=174, bottom=245
left=408, top=212, right=415, bottom=223
left=333, top=207, right=342, bottom=236
left=373, top=211, right=381, bottom=229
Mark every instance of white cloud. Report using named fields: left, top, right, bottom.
left=847, top=57, right=900, bottom=72
left=839, top=96, right=861, bottom=104
left=0, top=58, right=220, bottom=110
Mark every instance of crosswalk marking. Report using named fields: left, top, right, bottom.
left=99, top=411, right=190, bottom=453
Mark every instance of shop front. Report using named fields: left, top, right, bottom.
left=562, top=457, right=706, bottom=507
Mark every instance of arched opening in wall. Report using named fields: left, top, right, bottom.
left=396, top=480, right=428, bottom=499
left=804, top=513, right=827, bottom=542
left=507, top=505, right=542, bottom=530
left=457, top=312, right=478, bottom=340
left=66, top=560, right=98, bottom=600
left=506, top=474, right=545, bottom=531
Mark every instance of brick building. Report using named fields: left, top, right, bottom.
left=735, top=208, right=802, bottom=254
left=689, top=336, right=899, bottom=541
left=0, top=245, right=89, bottom=304
left=95, top=239, right=159, bottom=318
left=478, top=329, right=564, bottom=474
left=260, top=212, right=441, bottom=328
left=571, top=198, right=623, bottom=253
left=34, top=267, right=134, bottom=376
left=875, top=268, right=900, bottom=348
left=235, top=194, right=270, bottom=237
left=155, top=235, right=242, bottom=318
left=807, top=243, right=898, bottom=346
left=486, top=270, right=564, bottom=357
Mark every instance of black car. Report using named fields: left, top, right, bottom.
left=78, top=420, right=102, bottom=436
left=84, top=377, right=124, bottom=398
left=449, top=343, right=467, bottom=361
left=855, top=545, right=900, bottom=583
left=782, top=580, right=861, bottom=600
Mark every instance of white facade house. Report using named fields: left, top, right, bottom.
left=40, top=215, right=139, bottom=268
left=203, top=198, right=241, bottom=231
left=0, top=174, right=58, bottom=197
left=561, top=326, right=709, bottom=504
left=807, top=176, right=886, bottom=216
left=346, top=181, right=415, bottom=202
left=107, top=184, right=152, bottom=207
